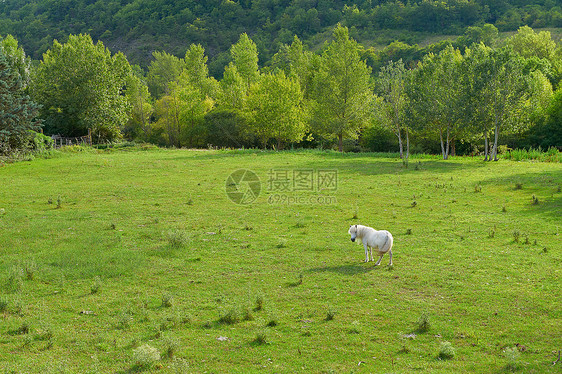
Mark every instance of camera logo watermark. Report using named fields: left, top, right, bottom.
left=226, top=168, right=337, bottom=205
left=225, top=169, right=261, bottom=205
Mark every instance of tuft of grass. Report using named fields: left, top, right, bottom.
left=503, top=346, right=520, bottom=370
left=352, top=204, right=359, bottom=219
left=266, top=318, right=278, bottom=327
left=218, top=308, right=240, bottom=325
left=162, top=336, right=180, bottom=359
left=417, top=312, right=431, bottom=332
left=132, top=344, right=160, bottom=369
left=161, top=293, right=174, bottom=308
left=165, top=229, right=190, bottom=248
left=253, top=332, right=268, bottom=345
left=325, top=308, right=336, bottom=321
left=512, top=230, right=521, bottom=243
left=514, top=183, right=523, bottom=190
left=90, top=276, right=102, bottom=294
left=254, top=296, right=264, bottom=312
left=24, top=261, right=37, bottom=281
left=0, top=297, right=8, bottom=312
left=531, top=195, right=539, bottom=205
left=242, top=308, right=254, bottom=321
left=438, top=341, right=456, bottom=359
left=5, top=266, right=24, bottom=294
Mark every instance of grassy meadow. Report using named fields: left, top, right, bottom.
left=0, top=147, right=560, bottom=373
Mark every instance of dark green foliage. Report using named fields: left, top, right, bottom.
left=30, top=34, right=130, bottom=142
left=0, top=0, right=558, bottom=70
left=0, top=47, right=41, bottom=155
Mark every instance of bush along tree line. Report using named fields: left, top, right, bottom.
left=0, top=24, right=561, bottom=159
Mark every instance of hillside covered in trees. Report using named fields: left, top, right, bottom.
left=0, top=1, right=561, bottom=159
left=1, top=0, right=562, bottom=72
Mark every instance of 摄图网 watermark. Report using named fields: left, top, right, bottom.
left=225, top=168, right=337, bottom=205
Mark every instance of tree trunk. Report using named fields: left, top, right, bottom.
left=405, top=128, right=410, bottom=160
left=397, top=126, right=404, bottom=159
left=451, top=138, right=456, bottom=157
left=491, top=122, right=500, bottom=161
left=439, top=128, right=446, bottom=160
left=445, top=126, right=450, bottom=160
left=338, top=133, right=343, bottom=152
left=483, top=131, right=489, bottom=161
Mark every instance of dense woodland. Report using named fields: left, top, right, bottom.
left=0, top=1, right=561, bottom=159
left=1, top=0, right=562, bottom=71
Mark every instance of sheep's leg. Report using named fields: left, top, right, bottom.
left=364, top=243, right=369, bottom=262
left=374, top=253, right=384, bottom=266
left=388, top=249, right=393, bottom=266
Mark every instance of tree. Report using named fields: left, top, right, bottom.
left=376, top=59, right=410, bottom=160
left=31, top=34, right=131, bottom=142
left=183, top=44, right=219, bottom=99
left=146, top=51, right=185, bottom=98
left=270, top=36, right=318, bottom=98
left=154, top=77, right=214, bottom=148
left=408, top=46, right=464, bottom=159
left=245, top=71, right=308, bottom=149
left=311, top=25, right=373, bottom=152
left=218, top=64, right=247, bottom=110
left=462, top=45, right=535, bottom=161
left=0, top=46, right=41, bottom=154
left=1, top=35, right=32, bottom=88
left=229, top=33, right=260, bottom=89
left=124, top=66, right=153, bottom=141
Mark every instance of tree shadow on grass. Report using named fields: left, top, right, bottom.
left=307, top=263, right=383, bottom=275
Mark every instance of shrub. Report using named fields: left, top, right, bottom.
left=438, top=341, right=455, bottom=359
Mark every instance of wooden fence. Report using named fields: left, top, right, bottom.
left=51, top=133, right=92, bottom=148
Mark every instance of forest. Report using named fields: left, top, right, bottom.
left=1, top=1, right=562, bottom=159
left=1, top=0, right=562, bottom=71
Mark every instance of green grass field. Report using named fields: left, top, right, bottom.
left=0, top=147, right=560, bottom=373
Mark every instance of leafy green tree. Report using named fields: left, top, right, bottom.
left=154, top=77, right=214, bottom=148
left=408, top=46, right=464, bottom=159
left=183, top=44, right=219, bottom=99
left=375, top=59, right=410, bottom=159
left=270, top=36, right=318, bottom=98
left=1, top=35, right=32, bottom=88
left=229, top=33, right=260, bottom=89
left=218, top=64, right=247, bottom=110
left=31, top=34, right=131, bottom=142
left=124, top=66, right=153, bottom=141
left=505, top=26, right=561, bottom=86
left=505, top=26, right=556, bottom=61
left=245, top=71, right=308, bottom=149
left=0, top=46, right=41, bottom=154
left=311, top=25, right=373, bottom=152
left=146, top=51, right=185, bottom=98
left=462, top=45, right=542, bottom=161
